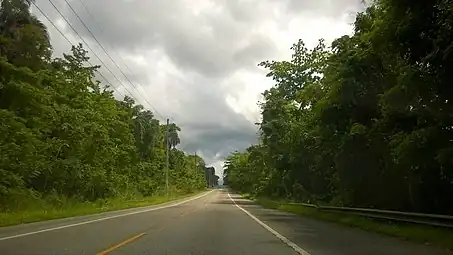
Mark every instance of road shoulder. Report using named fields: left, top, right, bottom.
left=0, top=190, right=213, bottom=241
left=229, top=193, right=452, bottom=255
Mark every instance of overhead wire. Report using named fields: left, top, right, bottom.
left=75, top=0, right=153, bottom=94
left=30, top=1, right=125, bottom=99
left=44, top=0, right=150, bottom=111
left=61, top=0, right=167, bottom=121
left=74, top=0, right=176, bottom=124
left=33, top=0, right=174, bottom=124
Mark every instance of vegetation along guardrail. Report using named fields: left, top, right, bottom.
left=288, top=203, right=453, bottom=228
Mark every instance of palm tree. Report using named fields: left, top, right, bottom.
left=133, top=109, right=156, bottom=159
left=166, top=123, right=181, bottom=149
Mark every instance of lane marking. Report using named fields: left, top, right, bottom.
left=227, top=192, right=311, bottom=255
left=0, top=190, right=215, bottom=241
left=95, top=232, right=146, bottom=255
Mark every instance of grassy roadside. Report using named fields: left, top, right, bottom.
left=249, top=196, right=453, bottom=251
left=0, top=190, right=207, bottom=227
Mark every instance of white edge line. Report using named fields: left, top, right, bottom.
left=227, top=192, right=311, bottom=255
left=0, top=190, right=215, bottom=241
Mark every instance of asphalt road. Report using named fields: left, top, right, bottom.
left=0, top=189, right=451, bottom=255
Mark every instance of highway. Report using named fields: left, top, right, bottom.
left=0, top=189, right=451, bottom=255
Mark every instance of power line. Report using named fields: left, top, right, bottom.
left=76, top=0, right=177, bottom=124
left=76, top=0, right=158, bottom=99
left=45, top=0, right=147, bottom=105
left=30, top=1, right=125, bottom=99
left=35, top=0, right=176, bottom=125
left=61, top=0, right=166, bottom=120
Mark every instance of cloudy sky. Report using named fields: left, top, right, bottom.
left=32, top=0, right=364, bottom=179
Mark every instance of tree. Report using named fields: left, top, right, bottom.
left=225, top=0, right=453, bottom=214
left=167, top=123, right=181, bottom=149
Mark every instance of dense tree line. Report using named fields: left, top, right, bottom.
left=224, top=0, right=453, bottom=214
left=0, top=0, right=207, bottom=211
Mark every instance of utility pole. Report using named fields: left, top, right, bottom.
left=165, top=118, right=169, bottom=196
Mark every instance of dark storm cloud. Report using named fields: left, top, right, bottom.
left=168, top=74, right=258, bottom=160
left=179, top=123, right=258, bottom=160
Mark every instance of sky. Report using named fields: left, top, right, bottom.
left=32, top=0, right=365, bottom=180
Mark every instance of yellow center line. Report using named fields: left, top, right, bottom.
left=95, top=232, right=146, bottom=255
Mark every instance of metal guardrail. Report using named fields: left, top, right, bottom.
left=288, top=203, right=453, bottom=228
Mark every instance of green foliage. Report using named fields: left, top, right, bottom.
left=225, top=0, right=453, bottom=214
left=0, top=0, right=206, bottom=215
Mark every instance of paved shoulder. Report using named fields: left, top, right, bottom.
left=233, top=193, right=453, bottom=255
